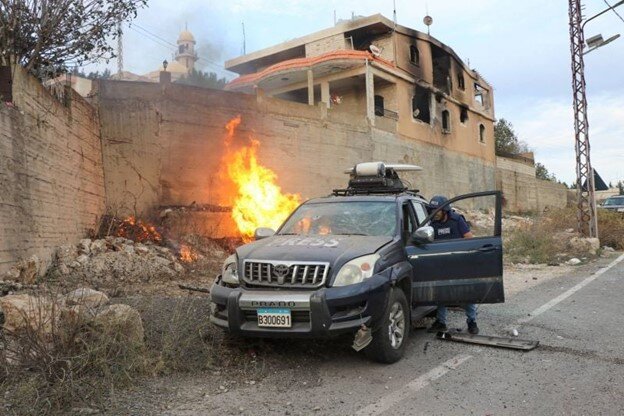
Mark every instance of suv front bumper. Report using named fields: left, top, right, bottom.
left=209, top=274, right=391, bottom=338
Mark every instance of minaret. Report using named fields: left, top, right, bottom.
left=175, top=24, right=198, bottom=72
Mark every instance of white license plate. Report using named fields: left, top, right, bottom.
left=257, top=308, right=291, bottom=328
left=617, top=208, right=624, bottom=212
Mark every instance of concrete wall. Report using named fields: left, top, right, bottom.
left=495, top=156, right=567, bottom=213
left=96, top=80, right=496, bottom=225
left=0, top=66, right=106, bottom=274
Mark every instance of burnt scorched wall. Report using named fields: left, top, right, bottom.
left=96, top=81, right=496, bottom=235
left=0, top=66, right=105, bottom=275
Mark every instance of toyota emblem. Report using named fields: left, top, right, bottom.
left=273, top=264, right=290, bottom=284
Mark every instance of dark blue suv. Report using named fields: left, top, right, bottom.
left=210, top=162, right=504, bottom=363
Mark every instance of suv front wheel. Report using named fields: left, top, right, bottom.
left=365, top=287, right=410, bottom=363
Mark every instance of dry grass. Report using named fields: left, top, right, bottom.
left=0, top=292, right=149, bottom=415
left=504, top=207, right=624, bottom=264
left=597, top=209, right=624, bottom=250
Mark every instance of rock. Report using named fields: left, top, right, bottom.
left=568, top=237, right=600, bottom=256
left=122, top=245, right=135, bottom=256
left=56, top=244, right=78, bottom=264
left=58, top=263, right=71, bottom=275
left=76, top=254, right=90, bottom=265
left=566, top=258, right=582, bottom=266
left=90, top=240, right=108, bottom=255
left=78, top=238, right=92, bottom=255
left=173, top=262, right=184, bottom=273
left=64, top=288, right=109, bottom=309
left=602, top=246, right=615, bottom=253
left=134, top=244, right=150, bottom=255
left=94, top=304, right=144, bottom=344
left=18, top=255, right=39, bottom=284
left=4, top=266, right=20, bottom=281
left=0, top=294, right=55, bottom=334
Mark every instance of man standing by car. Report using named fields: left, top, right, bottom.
left=426, top=195, right=479, bottom=335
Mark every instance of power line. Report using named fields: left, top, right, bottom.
left=129, top=23, right=232, bottom=76
left=602, top=0, right=624, bottom=24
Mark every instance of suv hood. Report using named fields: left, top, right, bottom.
left=236, top=235, right=394, bottom=269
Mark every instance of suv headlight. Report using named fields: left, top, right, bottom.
left=333, top=254, right=380, bottom=287
left=221, top=254, right=239, bottom=286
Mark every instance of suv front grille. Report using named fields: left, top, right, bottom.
left=243, top=260, right=330, bottom=288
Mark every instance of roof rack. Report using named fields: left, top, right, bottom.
left=332, top=162, right=424, bottom=197
left=332, top=188, right=421, bottom=196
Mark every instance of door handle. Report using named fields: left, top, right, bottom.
left=478, top=244, right=497, bottom=252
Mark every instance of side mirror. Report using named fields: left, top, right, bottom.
left=412, top=226, right=434, bottom=243
left=254, top=227, right=275, bottom=240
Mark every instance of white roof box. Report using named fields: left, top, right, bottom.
left=344, top=162, right=423, bottom=176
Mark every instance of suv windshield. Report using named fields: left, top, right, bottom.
left=279, top=201, right=396, bottom=237
left=604, top=197, right=624, bottom=206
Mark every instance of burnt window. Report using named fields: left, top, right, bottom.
left=411, top=86, right=431, bottom=123
left=457, top=72, right=465, bottom=90
left=442, top=110, right=451, bottom=133
left=410, top=45, right=420, bottom=65
left=479, top=124, right=486, bottom=143
left=374, top=95, right=384, bottom=116
left=460, top=106, right=469, bottom=124
left=474, top=83, right=486, bottom=106
left=431, top=45, right=451, bottom=94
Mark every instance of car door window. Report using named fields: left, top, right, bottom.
left=401, top=202, right=418, bottom=240
left=411, top=201, right=428, bottom=225
left=423, top=193, right=499, bottom=241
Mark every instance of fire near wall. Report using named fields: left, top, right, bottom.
left=95, top=80, right=496, bottom=236
left=0, top=67, right=106, bottom=274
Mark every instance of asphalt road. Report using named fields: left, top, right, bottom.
left=114, top=253, right=624, bottom=416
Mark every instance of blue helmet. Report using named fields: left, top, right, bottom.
left=428, top=195, right=451, bottom=213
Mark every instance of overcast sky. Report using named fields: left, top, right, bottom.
left=91, top=0, right=624, bottom=185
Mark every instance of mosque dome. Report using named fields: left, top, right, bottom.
left=178, top=30, right=195, bottom=43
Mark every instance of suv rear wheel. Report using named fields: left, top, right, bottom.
left=365, top=288, right=409, bottom=363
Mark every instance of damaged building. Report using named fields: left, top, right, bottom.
left=225, top=14, right=495, bottom=169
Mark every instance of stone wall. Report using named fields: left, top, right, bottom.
left=0, top=67, right=106, bottom=274
left=96, top=80, right=496, bottom=233
left=305, top=34, right=350, bottom=57
left=495, top=156, right=567, bottom=213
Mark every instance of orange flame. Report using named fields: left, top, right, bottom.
left=179, top=244, right=198, bottom=263
left=221, top=116, right=301, bottom=240
left=116, top=216, right=162, bottom=244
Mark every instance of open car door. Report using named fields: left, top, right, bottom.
left=407, top=191, right=504, bottom=305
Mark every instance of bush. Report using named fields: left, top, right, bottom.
left=0, top=293, right=149, bottom=415
left=598, top=210, right=624, bottom=250
left=505, top=225, right=560, bottom=264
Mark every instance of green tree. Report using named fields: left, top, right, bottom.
left=535, top=162, right=557, bottom=182
left=176, top=69, right=227, bottom=90
left=618, top=181, right=624, bottom=195
left=494, top=118, right=531, bottom=156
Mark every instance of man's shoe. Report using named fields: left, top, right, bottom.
left=467, top=321, right=479, bottom=335
left=427, top=320, right=448, bottom=333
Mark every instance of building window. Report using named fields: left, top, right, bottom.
left=412, top=86, right=431, bottom=123
left=474, top=83, right=486, bottom=106
left=460, top=106, right=469, bottom=124
left=479, top=124, right=486, bottom=143
left=457, top=73, right=465, bottom=90
left=374, top=95, right=384, bottom=116
left=410, top=45, right=419, bottom=65
left=442, top=110, right=451, bottom=133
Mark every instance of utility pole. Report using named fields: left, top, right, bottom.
left=117, top=21, right=124, bottom=76
left=568, top=0, right=597, bottom=237
left=568, top=0, right=624, bottom=238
